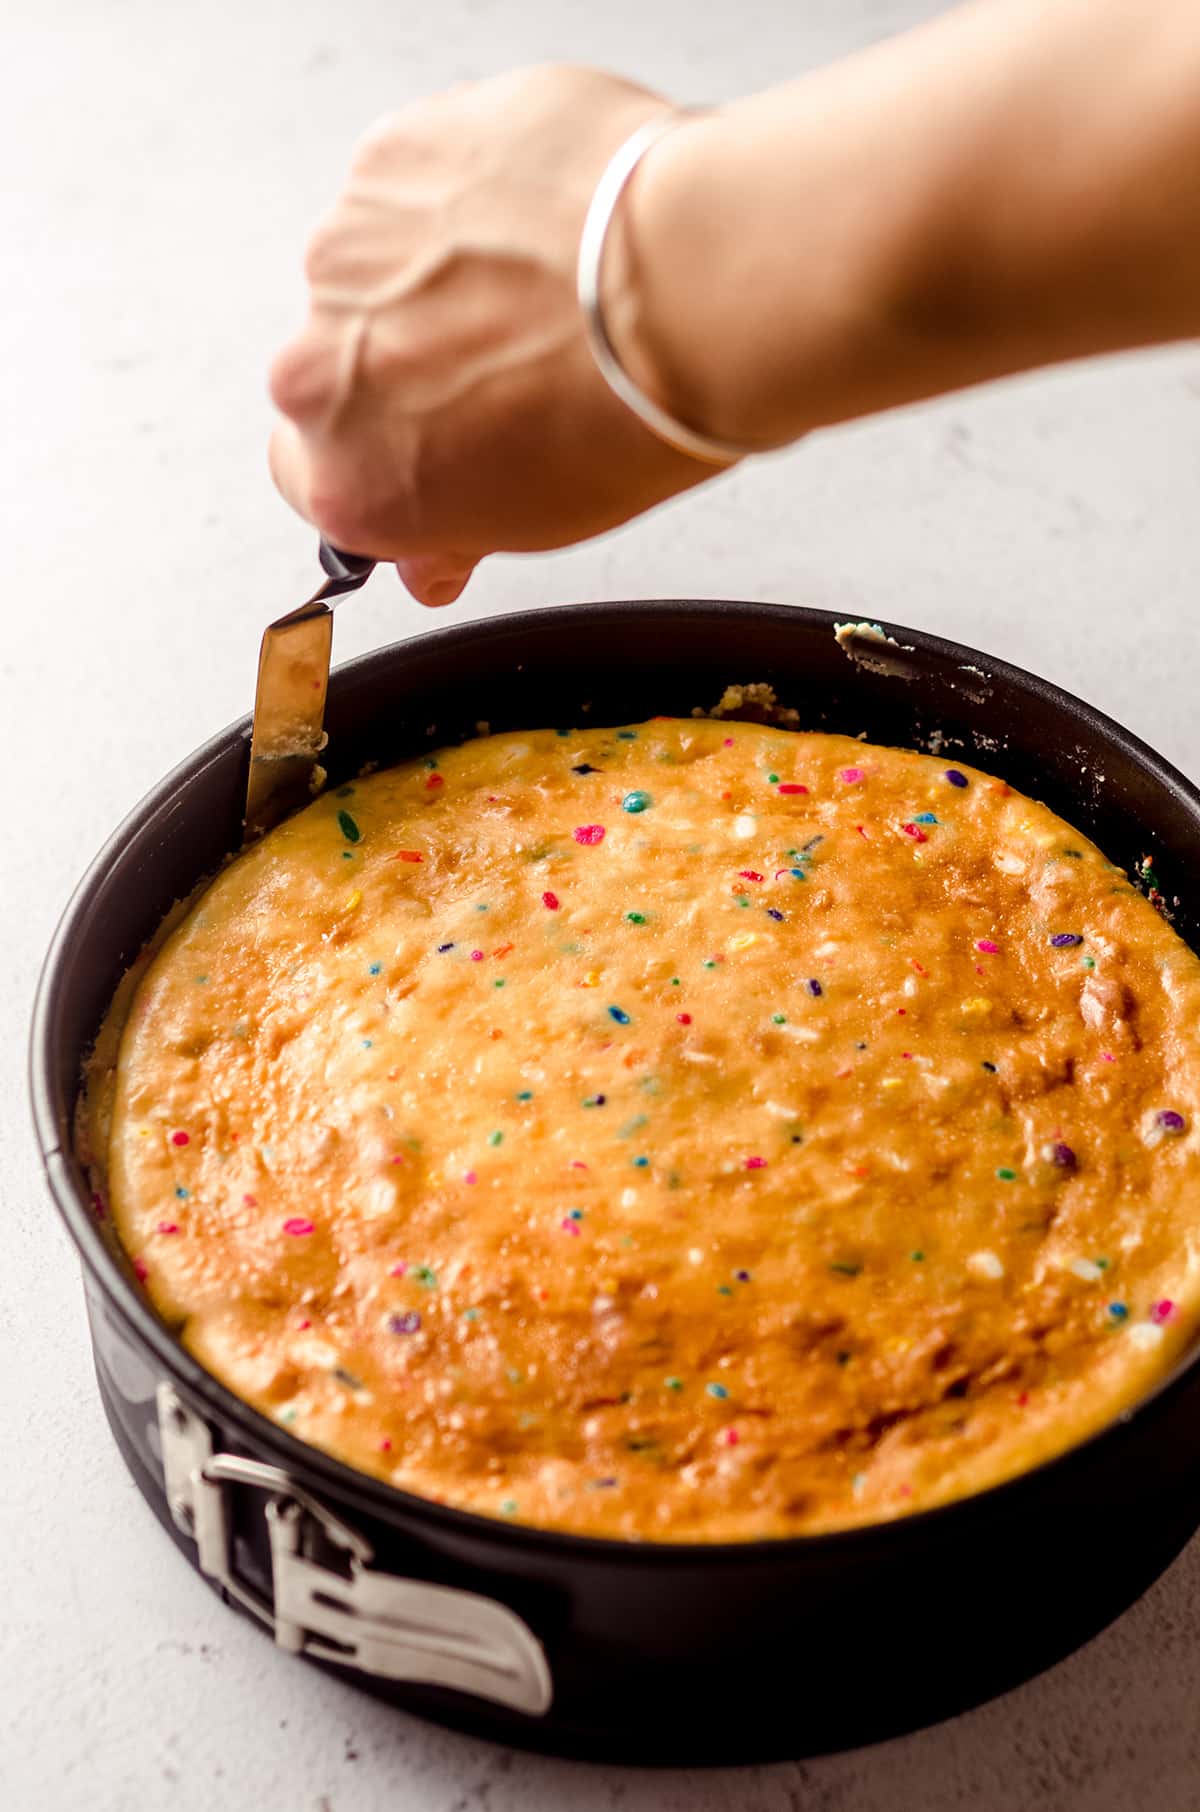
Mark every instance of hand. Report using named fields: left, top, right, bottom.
left=268, top=65, right=717, bottom=607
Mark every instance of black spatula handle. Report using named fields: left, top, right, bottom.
left=319, top=541, right=376, bottom=586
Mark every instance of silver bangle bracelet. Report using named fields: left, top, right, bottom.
left=576, top=113, right=751, bottom=468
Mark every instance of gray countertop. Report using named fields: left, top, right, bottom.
left=5, top=1, right=1200, bottom=1806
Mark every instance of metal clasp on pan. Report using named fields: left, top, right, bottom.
left=157, top=1382, right=552, bottom=1716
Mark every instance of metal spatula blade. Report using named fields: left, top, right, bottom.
left=243, top=542, right=375, bottom=843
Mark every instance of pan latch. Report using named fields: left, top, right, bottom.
left=157, top=1382, right=552, bottom=1716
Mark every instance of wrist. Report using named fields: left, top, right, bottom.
left=602, top=100, right=911, bottom=454
left=601, top=0, right=1200, bottom=455
left=578, top=114, right=751, bottom=466
left=598, top=62, right=1071, bottom=455
left=601, top=112, right=793, bottom=454
left=601, top=112, right=779, bottom=453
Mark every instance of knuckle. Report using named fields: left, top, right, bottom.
left=268, top=336, right=331, bottom=425
left=497, top=59, right=567, bottom=86
left=267, top=341, right=308, bottom=418
left=480, top=62, right=562, bottom=108
left=349, top=104, right=444, bottom=175
left=529, top=59, right=585, bottom=85
left=350, top=110, right=403, bottom=169
left=497, top=61, right=617, bottom=101
left=302, top=215, right=344, bottom=286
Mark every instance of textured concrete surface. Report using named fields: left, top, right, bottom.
left=5, top=1, right=1200, bottom=1807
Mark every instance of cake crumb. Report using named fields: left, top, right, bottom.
left=692, top=682, right=801, bottom=726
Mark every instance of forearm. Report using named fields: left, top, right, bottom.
left=614, top=0, right=1200, bottom=449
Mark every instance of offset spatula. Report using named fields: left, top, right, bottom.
left=243, top=541, right=376, bottom=843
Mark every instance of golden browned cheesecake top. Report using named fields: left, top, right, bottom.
left=88, top=719, right=1200, bottom=1540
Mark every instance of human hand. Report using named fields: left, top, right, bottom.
left=268, top=65, right=718, bottom=607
